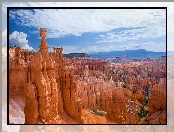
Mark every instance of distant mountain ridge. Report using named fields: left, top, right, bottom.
left=64, top=53, right=89, bottom=59
left=89, top=49, right=166, bottom=59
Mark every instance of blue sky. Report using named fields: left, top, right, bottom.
left=2, top=2, right=174, bottom=54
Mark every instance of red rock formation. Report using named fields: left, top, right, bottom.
left=60, top=68, right=83, bottom=123
left=24, top=28, right=60, bottom=124
left=9, top=47, right=27, bottom=105
left=9, top=28, right=166, bottom=124
left=148, top=78, right=166, bottom=116
left=24, top=82, right=38, bottom=124
left=139, top=110, right=166, bottom=124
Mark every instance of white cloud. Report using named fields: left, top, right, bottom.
left=2, top=2, right=174, bottom=32
left=96, top=18, right=166, bottom=43
left=124, top=42, right=166, bottom=52
left=29, top=30, right=39, bottom=34
left=79, top=46, right=120, bottom=54
left=78, top=42, right=166, bottom=53
left=9, top=31, right=34, bottom=51
left=61, top=46, right=81, bottom=54
left=2, top=28, right=7, bottom=45
left=8, top=8, right=166, bottom=40
left=2, top=2, right=174, bottom=51
left=47, top=45, right=81, bottom=54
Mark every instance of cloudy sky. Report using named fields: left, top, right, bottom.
left=2, top=2, right=174, bottom=54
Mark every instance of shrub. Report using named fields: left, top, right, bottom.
left=138, top=105, right=148, bottom=122
left=92, top=110, right=105, bottom=116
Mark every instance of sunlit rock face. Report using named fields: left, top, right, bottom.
left=148, top=78, right=166, bottom=116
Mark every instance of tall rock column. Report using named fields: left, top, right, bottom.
left=24, top=80, right=38, bottom=124
left=24, top=28, right=60, bottom=124
left=53, top=47, right=64, bottom=114
left=61, top=68, right=83, bottom=123
left=148, top=81, right=166, bottom=115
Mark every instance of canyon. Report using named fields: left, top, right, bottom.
left=9, top=28, right=166, bottom=124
